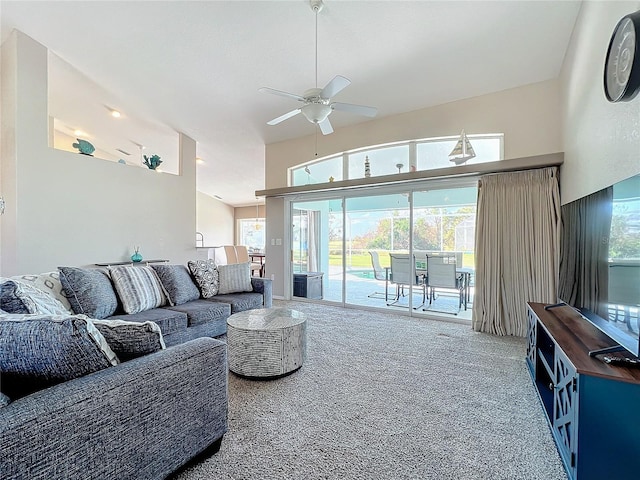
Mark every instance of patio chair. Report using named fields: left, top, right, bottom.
left=424, top=261, right=465, bottom=314
left=387, top=253, right=426, bottom=308
left=367, top=251, right=390, bottom=300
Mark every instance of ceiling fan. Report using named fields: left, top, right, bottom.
left=259, top=0, right=378, bottom=135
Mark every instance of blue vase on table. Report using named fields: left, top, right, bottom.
left=131, top=248, right=143, bottom=263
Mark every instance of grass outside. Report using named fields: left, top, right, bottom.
left=329, top=249, right=475, bottom=270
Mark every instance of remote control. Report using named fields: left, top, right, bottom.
left=602, top=355, right=640, bottom=367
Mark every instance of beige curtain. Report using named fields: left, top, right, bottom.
left=472, top=167, right=561, bottom=336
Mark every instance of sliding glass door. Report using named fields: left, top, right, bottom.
left=288, top=181, right=477, bottom=320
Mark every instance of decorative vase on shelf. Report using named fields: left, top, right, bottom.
left=131, top=247, right=143, bottom=263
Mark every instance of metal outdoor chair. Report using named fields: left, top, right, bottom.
left=367, top=251, right=390, bottom=300
left=387, top=253, right=426, bottom=308
left=424, top=261, right=465, bottom=314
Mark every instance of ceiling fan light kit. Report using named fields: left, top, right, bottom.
left=259, top=0, right=377, bottom=135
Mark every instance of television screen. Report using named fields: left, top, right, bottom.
left=558, top=173, right=640, bottom=357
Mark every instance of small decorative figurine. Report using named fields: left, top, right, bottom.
left=329, top=176, right=335, bottom=182
left=72, top=138, right=95, bottom=156
left=364, top=156, right=371, bottom=177
left=143, top=154, right=162, bottom=170
left=131, top=246, right=143, bottom=263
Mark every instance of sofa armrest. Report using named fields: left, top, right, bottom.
left=0, top=337, right=228, bottom=480
left=251, top=277, right=273, bottom=308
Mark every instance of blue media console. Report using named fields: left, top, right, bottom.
left=526, top=302, right=640, bottom=480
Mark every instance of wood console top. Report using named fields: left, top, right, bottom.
left=528, top=302, right=640, bottom=384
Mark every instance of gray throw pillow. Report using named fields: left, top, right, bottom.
left=187, top=259, right=219, bottom=298
left=109, top=266, right=166, bottom=314
left=0, top=315, right=119, bottom=399
left=58, top=267, right=118, bottom=319
left=0, top=280, right=30, bottom=314
left=92, top=318, right=166, bottom=361
left=217, top=262, right=253, bottom=295
left=151, top=264, right=200, bottom=306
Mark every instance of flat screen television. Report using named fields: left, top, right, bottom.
left=557, top=173, right=640, bottom=358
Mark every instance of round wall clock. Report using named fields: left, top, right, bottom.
left=604, top=10, right=640, bottom=102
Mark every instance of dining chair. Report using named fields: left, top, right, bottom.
left=235, top=245, right=263, bottom=277
left=223, top=245, right=238, bottom=264
left=387, top=253, right=426, bottom=308
left=424, top=261, right=465, bottom=313
left=367, top=251, right=389, bottom=300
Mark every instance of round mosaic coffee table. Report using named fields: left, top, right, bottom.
left=227, top=308, right=307, bottom=378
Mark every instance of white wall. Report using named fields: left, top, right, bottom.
left=196, top=191, right=234, bottom=247
left=0, top=31, right=199, bottom=275
left=561, top=1, right=640, bottom=204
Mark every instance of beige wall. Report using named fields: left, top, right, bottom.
left=265, top=79, right=563, bottom=190
left=0, top=31, right=200, bottom=275
left=196, top=191, right=234, bottom=247
left=560, top=0, right=640, bottom=204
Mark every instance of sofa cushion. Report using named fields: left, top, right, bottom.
left=0, top=391, right=10, bottom=408
left=206, top=292, right=263, bottom=313
left=109, top=266, right=167, bottom=314
left=217, top=262, right=253, bottom=295
left=164, top=299, right=231, bottom=327
left=10, top=272, right=73, bottom=311
left=0, top=315, right=119, bottom=399
left=92, top=318, right=166, bottom=361
left=0, top=278, right=69, bottom=315
left=151, top=264, right=200, bottom=306
left=59, top=267, right=118, bottom=319
left=107, top=308, right=188, bottom=336
left=187, top=259, right=219, bottom=298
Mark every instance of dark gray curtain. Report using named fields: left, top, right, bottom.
left=558, top=186, right=613, bottom=318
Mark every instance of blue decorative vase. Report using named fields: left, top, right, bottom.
left=131, top=250, right=143, bottom=263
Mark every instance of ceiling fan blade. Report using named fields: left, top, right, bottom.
left=320, top=75, right=351, bottom=98
left=332, top=102, right=378, bottom=118
left=318, top=117, right=334, bottom=135
left=259, top=87, right=305, bottom=102
left=267, top=109, right=302, bottom=125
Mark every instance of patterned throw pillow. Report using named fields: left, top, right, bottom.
left=187, top=259, right=219, bottom=298
left=91, top=318, right=166, bottom=361
left=151, top=264, right=200, bottom=306
left=0, top=392, right=11, bottom=408
left=58, top=267, right=119, bottom=319
left=0, top=278, right=69, bottom=315
left=217, top=262, right=253, bottom=295
left=10, top=272, right=72, bottom=311
left=0, top=315, right=119, bottom=399
left=109, top=266, right=166, bottom=315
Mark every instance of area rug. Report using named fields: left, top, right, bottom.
left=175, top=300, right=567, bottom=480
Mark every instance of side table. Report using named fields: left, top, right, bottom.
left=227, top=308, right=307, bottom=378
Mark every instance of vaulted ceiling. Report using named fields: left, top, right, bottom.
left=0, top=0, right=582, bottom=206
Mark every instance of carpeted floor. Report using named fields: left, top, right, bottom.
left=175, top=300, right=567, bottom=480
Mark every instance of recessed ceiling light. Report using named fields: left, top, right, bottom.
left=196, top=157, right=204, bottom=164
left=111, top=110, right=121, bottom=118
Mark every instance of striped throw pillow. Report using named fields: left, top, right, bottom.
left=109, top=266, right=167, bottom=314
left=217, top=262, right=253, bottom=295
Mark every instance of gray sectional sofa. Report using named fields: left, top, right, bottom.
left=0, top=260, right=272, bottom=479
